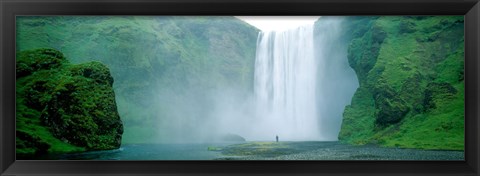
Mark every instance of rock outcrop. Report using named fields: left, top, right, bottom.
left=16, top=48, right=123, bottom=157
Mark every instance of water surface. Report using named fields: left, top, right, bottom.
left=53, top=143, right=235, bottom=160
left=46, top=141, right=464, bottom=160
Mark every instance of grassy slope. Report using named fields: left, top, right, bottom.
left=16, top=16, right=259, bottom=144
left=16, top=104, right=86, bottom=155
left=339, top=16, right=464, bottom=150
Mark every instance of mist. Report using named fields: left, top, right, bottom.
left=314, top=17, right=359, bottom=140
left=142, top=85, right=254, bottom=143
left=137, top=17, right=358, bottom=143
left=107, top=16, right=360, bottom=143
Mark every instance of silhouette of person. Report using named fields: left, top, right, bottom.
left=276, top=135, right=279, bottom=142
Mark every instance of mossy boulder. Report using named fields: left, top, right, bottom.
left=16, top=48, right=123, bottom=157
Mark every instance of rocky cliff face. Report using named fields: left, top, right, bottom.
left=16, top=49, right=123, bottom=157
left=338, top=16, right=464, bottom=150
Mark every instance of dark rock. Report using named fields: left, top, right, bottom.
left=399, top=20, right=417, bottom=34
left=371, top=24, right=387, bottom=43
left=219, top=133, right=246, bottom=142
left=373, top=80, right=410, bottom=126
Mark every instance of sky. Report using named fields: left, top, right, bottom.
left=235, top=16, right=320, bottom=32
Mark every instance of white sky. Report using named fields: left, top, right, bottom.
left=235, top=16, right=320, bottom=32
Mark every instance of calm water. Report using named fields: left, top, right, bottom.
left=36, top=141, right=464, bottom=160
left=50, top=143, right=237, bottom=160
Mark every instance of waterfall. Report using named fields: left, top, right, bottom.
left=253, top=24, right=320, bottom=141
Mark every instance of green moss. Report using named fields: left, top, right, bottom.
left=339, top=87, right=376, bottom=144
left=16, top=97, right=86, bottom=157
left=16, top=48, right=67, bottom=78
left=16, top=48, right=123, bottom=157
left=339, top=16, right=464, bottom=150
left=207, top=146, right=223, bottom=151
left=381, top=84, right=464, bottom=150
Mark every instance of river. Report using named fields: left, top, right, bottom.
left=40, top=141, right=464, bottom=160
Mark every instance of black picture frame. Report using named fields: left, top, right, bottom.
left=1, top=0, right=479, bottom=175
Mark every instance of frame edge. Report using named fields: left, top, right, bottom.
left=1, top=0, right=480, bottom=176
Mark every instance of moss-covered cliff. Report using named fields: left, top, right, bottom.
left=16, top=49, right=123, bottom=158
left=338, top=16, right=464, bottom=150
left=16, top=16, right=259, bottom=143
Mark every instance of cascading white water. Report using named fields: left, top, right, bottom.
left=253, top=24, right=320, bottom=141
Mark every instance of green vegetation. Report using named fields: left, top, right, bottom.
left=338, top=16, right=464, bottom=150
left=16, top=48, right=123, bottom=158
left=207, top=146, right=223, bottom=151
left=16, top=16, right=259, bottom=144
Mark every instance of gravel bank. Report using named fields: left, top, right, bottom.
left=215, top=141, right=464, bottom=160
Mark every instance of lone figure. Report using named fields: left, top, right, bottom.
left=276, top=135, right=279, bottom=142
